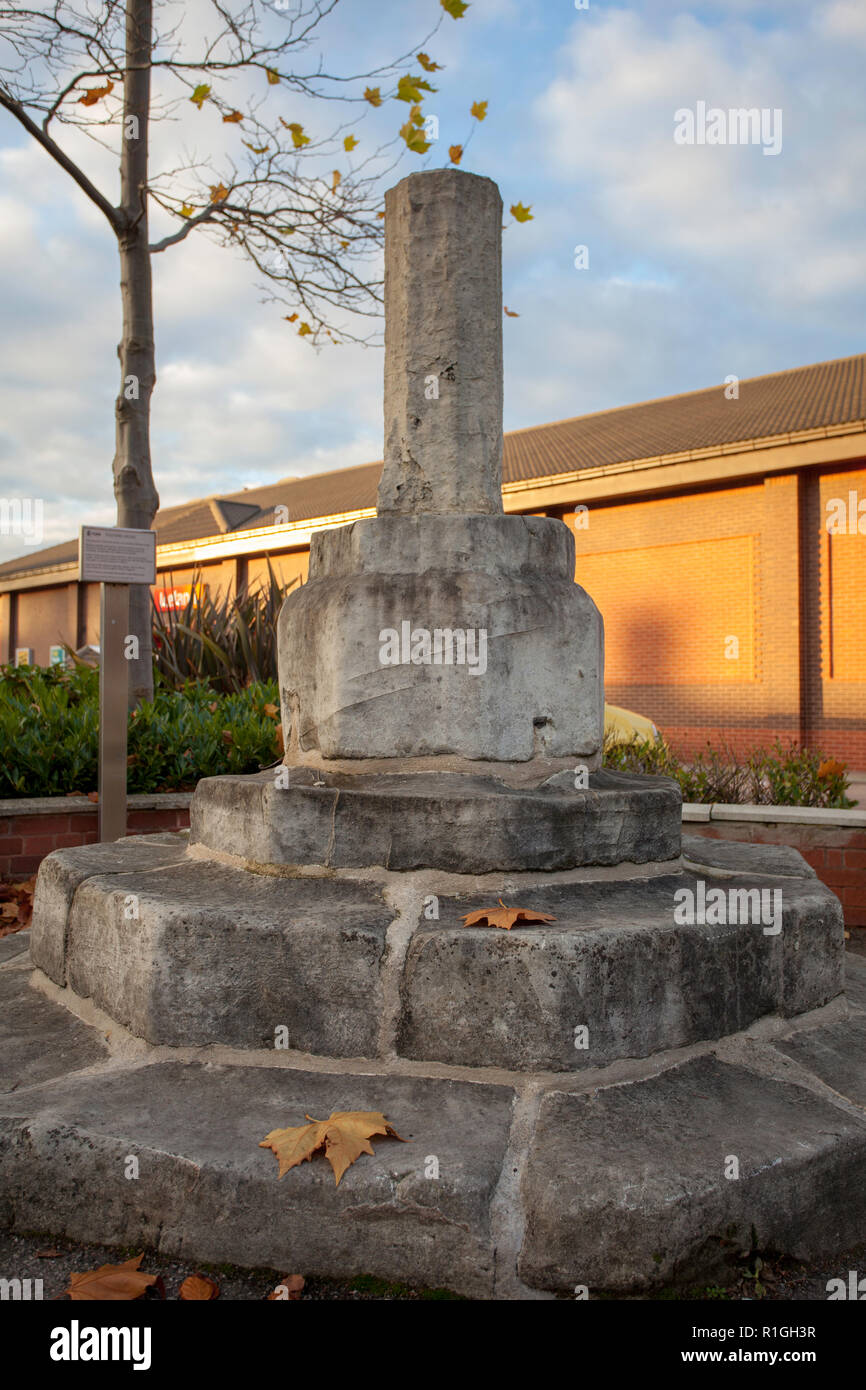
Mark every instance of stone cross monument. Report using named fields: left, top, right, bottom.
left=192, top=168, right=678, bottom=873
left=20, top=167, right=850, bottom=1305
left=276, top=169, right=604, bottom=767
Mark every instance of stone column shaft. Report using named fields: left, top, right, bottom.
left=378, top=169, right=504, bottom=515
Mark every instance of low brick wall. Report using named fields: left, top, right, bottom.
left=0, top=795, right=191, bottom=878
left=684, top=803, right=866, bottom=929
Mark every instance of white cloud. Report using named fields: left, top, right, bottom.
left=533, top=7, right=866, bottom=305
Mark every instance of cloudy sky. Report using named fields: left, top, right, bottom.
left=1, top=0, right=864, bottom=560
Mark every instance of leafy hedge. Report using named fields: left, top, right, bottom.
left=0, top=663, right=281, bottom=798
left=603, top=734, right=854, bottom=810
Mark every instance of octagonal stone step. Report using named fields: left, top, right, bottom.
left=190, top=767, right=682, bottom=873
left=29, top=835, right=844, bottom=1068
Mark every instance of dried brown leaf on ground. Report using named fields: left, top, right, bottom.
left=260, top=1111, right=406, bottom=1186
left=461, top=898, right=557, bottom=931
left=179, top=1273, right=220, bottom=1300
left=64, top=1254, right=162, bottom=1301
left=268, top=1274, right=305, bottom=1300
left=0, top=876, right=36, bottom=937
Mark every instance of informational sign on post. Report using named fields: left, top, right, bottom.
left=79, top=526, right=157, bottom=585
left=79, top=526, right=157, bottom=844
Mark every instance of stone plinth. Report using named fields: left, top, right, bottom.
left=190, top=768, right=680, bottom=873
left=278, top=514, right=603, bottom=762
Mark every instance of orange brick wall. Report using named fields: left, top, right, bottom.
left=563, top=462, right=866, bottom=766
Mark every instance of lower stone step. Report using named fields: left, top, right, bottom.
left=2, top=953, right=866, bottom=1298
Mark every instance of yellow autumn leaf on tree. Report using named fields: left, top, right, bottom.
left=470, top=100, right=488, bottom=121
left=280, top=119, right=310, bottom=148
left=266, top=68, right=280, bottom=85
left=449, top=144, right=463, bottom=165
left=284, top=313, right=299, bottom=322
left=190, top=84, right=210, bottom=109
left=441, top=0, right=469, bottom=17
left=408, top=103, right=424, bottom=127
left=400, top=121, right=431, bottom=154
left=222, top=110, right=243, bottom=124
left=209, top=183, right=229, bottom=203
left=510, top=201, right=533, bottom=222
left=260, top=1110, right=406, bottom=1186
left=339, top=239, right=349, bottom=248
left=297, top=322, right=312, bottom=336
left=376, top=210, right=385, bottom=219
left=243, top=142, right=269, bottom=154
left=417, top=52, right=442, bottom=72
left=180, top=204, right=194, bottom=217
left=396, top=74, right=436, bottom=104
left=79, top=80, right=114, bottom=106
left=363, top=86, right=382, bottom=107
left=343, top=135, right=359, bottom=151
left=331, top=169, right=341, bottom=192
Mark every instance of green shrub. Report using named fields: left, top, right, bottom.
left=0, top=662, right=99, bottom=797
left=127, top=679, right=282, bottom=792
left=0, top=664, right=281, bottom=798
left=603, top=735, right=854, bottom=809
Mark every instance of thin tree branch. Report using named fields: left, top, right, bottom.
left=0, top=87, right=123, bottom=233
left=149, top=202, right=218, bottom=252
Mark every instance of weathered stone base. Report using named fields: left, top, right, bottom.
left=10, top=828, right=859, bottom=1298
left=277, top=513, right=604, bottom=762
left=27, top=834, right=843, bottom=1066
left=2, top=946, right=865, bottom=1299
left=190, top=766, right=682, bottom=873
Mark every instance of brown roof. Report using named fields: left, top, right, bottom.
left=503, top=351, right=866, bottom=482
left=2, top=353, right=863, bottom=582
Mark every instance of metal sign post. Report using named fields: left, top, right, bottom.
left=98, top=582, right=130, bottom=842
left=79, top=526, right=157, bottom=844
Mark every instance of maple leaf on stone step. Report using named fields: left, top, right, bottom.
left=461, top=898, right=556, bottom=931
left=260, top=1110, right=406, bottom=1186
left=64, top=1254, right=162, bottom=1301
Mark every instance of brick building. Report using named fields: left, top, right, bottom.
left=1, top=354, right=864, bottom=762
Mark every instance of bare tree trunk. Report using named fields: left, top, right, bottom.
left=114, top=0, right=158, bottom=708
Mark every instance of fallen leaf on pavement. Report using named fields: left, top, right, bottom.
left=268, top=1274, right=305, bottom=1300
left=64, top=1254, right=162, bottom=1301
left=179, top=1274, right=220, bottom=1300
